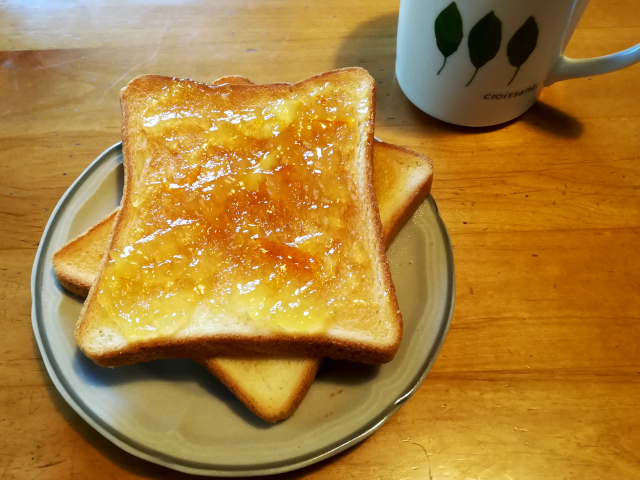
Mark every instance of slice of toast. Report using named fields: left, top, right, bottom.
left=77, top=68, right=402, bottom=367
left=53, top=140, right=432, bottom=421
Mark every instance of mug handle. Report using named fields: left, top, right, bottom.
left=545, top=42, right=640, bottom=86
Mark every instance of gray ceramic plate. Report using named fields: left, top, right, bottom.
left=31, top=142, right=454, bottom=476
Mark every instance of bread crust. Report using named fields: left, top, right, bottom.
left=76, top=68, right=402, bottom=367
left=52, top=208, right=120, bottom=297
left=375, top=142, right=434, bottom=243
left=211, top=75, right=254, bottom=86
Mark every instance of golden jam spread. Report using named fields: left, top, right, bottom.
left=97, top=78, right=379, bottom=340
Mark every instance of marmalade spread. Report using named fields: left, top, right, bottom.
left=97, top=78, right=380, bottom=340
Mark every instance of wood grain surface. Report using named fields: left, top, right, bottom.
left=1, top=0, right=639, bottom=478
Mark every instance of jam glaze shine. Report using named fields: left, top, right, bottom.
left=98, top=79, right=380, bottom=340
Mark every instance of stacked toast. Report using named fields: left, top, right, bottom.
left=53, top=69, right=433, bottom=422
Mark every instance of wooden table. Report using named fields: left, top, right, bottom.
left=2, top=0, right=639, bottom=478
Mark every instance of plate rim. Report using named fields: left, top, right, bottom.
left=31, top=141, right=455, bottom=477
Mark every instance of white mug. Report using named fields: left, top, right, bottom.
left=396, top=0, right=640, bottom=127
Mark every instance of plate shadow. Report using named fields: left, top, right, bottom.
left=72, top=351, right=274, bottom=429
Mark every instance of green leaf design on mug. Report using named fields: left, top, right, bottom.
left=507, top=16, right=539, bottom=85
left=466, top=11, right=502, bottom=86
left=434, top=2, right=464, bottom=75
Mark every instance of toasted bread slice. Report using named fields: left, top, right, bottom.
left=54, top=140, right=432, bottom=421
left=76, top=69, right=402, bottom=367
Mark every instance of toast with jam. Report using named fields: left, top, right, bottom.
left=75, top=69, right=403, bottom=368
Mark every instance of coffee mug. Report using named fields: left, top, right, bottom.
left=396, top=0, right=640, bottom=126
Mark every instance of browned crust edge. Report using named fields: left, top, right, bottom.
left=76, top=68, right=402, bottom=366
left=55, top=276, right=92, bottom=298
left=200, top=357, right=322, bottom=423
left=355, top=79, right=404, bottom=360
left=52, top=208, right=121, bottom=298
left=212, top=75, right=254, bottom=86
left=377, top=142, right=434, bottom=246
left=74, top=81, right=139, bottom=350
left=87, top=333, right=396, bottom=366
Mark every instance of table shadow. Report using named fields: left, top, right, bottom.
left=519, top=101, right=583, bottom=139
left=334, top=13, right=583, bottom=140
